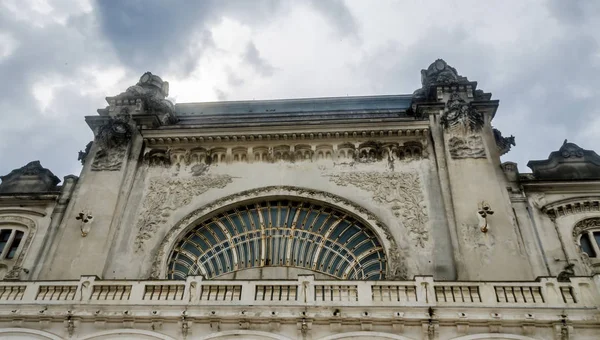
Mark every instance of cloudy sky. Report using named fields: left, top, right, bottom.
left=0, top=0, right=599, bottom=180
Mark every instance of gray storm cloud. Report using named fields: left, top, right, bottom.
left=0, top=0, right=598, bottom=180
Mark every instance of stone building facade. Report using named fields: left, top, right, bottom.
left=0, top=60, right=598, bottom=339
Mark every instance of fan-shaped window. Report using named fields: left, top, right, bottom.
left=167, top=199, right=387, bottom=280
left=578, top=230, right=600, bottom=258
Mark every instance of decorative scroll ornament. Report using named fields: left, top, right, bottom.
left=134, top=175, right=234, bottom=251
left=493, top=128, right=516, bottom=155
left=441, top=92, right=484, bottom=133
left=91, top=115, right=133, bottom=171
left=327, top=171, right=429, bottom=248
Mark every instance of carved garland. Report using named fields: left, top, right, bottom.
left=149, top=186, right=405, bottom=280
left=0, top=215, right=37, bottom=280
left=134, top=175, right=235, bottom=251
left=327, top=171, right=429, bottom=248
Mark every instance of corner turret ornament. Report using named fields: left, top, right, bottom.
left=413, top=59, right=465, bottom=99
left=98, top=72, right=177, bottom=127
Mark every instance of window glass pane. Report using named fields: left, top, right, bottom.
left=0, top=230, right=11, bottom=255
left=6, top=231, right=24, bottom=260
left=594, top=232, right=600, bottom=250
left=580, top=233, right=596, bottom=258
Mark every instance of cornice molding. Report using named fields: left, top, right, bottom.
left=143, top=127, right=430, bottom=146
left=541, top=197, right=600, bottom=220
left=522, top=180, right=600, bottom=194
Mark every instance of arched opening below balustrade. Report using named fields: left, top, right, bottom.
left=167, top=197, right=387, bottom=280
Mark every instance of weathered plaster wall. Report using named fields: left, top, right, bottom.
left=103, top=145, right=451, bottom=281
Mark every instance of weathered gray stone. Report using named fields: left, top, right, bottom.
left=0, top=161, right=59, bottom=194
left=0, top=61, right=598, bottom=340
left=527, top=140, right=600, bottom=180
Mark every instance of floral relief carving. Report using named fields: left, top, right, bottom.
left=134, top=175, right=234, bottom=251
left=441, top=92, right=484, bottom=133
left=448, top=135, right=486, bottom=159
left=327, top=171, right=429, bottom=248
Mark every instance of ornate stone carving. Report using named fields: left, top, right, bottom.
left=557, top=263, right=575, bottom=282
left=355, top=141, right=384, bottom=163
left=0, top=215, right=37, bottom=280
left=0, top=161, right=60, bottom=194
left=109, top=72, right=175, bottom=115
left=441, top=92, right=484, bottom=133
left=91, top=116, right=133, bottom=171
left=413, top=59, right=468, bottom=100
left=327, top=171, right=429, bottom=248
left=149, top=186, right=405, bottom=280
left=78, top=141, right=92, bottom=165
left=572, top=218, right=600, bottom=239
left=448, top=135, right=486, bottom=159
left=143, top=148, right=172, bottom=167
left=493, top=128, right=515, bottom=155
left=387, top=245, right=407, bottom=280
left=134, top=175, right=234, bottom=251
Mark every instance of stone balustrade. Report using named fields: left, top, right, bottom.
left=0, top=275, right=597, bottom=310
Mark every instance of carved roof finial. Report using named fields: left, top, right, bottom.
left=99, top=72, right=177, bottom=125
left=420, top=59, right=466, bottom=88
left=527, top=141, right=600, bottom=180
left=413, top=59, right=473, bottom=101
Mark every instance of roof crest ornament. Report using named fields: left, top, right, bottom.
left=99, top=72, right=177, bottom=127
left=413, top=59, right=468, bottom=100
left=527, top=141, right=600, bottom=180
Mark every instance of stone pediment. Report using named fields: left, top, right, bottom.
left=527, top=140, right=600, bottom=180
left=0, top=161, right=60, bottom=194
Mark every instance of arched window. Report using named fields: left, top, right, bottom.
left=573, top=218, right=600, bottom=273
left=167, top=198, right=387, bottom=280
left=579, top=230, right=600, bottom=258
left=0, top=227, right=25, bottom=260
